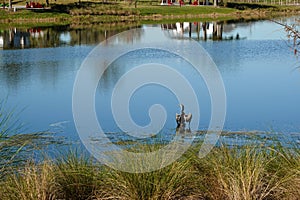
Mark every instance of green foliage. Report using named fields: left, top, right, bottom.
left=225, top=2, right=275, bottom=10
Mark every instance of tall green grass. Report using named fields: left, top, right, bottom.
left=95, top=144, right=202, bottom=199
left=190, top=142, right=300, bottom=200
left=0, top=161, right=58, bottom=200
left=0, top=141, right=299, bottom=200
left=54, top=149, right=102, bottom=200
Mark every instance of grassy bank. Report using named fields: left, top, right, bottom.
left=0, top=142, right=299, bottom=200
left=1, top=1, right=300, bottom=27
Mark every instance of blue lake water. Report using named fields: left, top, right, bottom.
left=1, top=17, right=300, bottom=146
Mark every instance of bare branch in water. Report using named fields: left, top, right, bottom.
left=271, top=19, right=300, bottom=55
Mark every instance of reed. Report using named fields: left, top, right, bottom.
left=190, top=141, right=300, bottom=200
left=54, top=149, right=102, bottom=200
left=94, top=143, right=203, bottom=200
left=0, top=161, right=58, bottom=200
left=0, top=143, right=299, bottom=199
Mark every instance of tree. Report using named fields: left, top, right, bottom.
left=9, top=0, right=12, bottom=9
left=213, top=0, right=217, bottom=6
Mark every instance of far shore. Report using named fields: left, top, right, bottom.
left=1, top=1, right=300, bottom=28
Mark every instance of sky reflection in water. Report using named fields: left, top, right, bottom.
left=0, top=18, right=300, bottom=145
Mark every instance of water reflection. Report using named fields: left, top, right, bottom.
left=1, top=17, right=300, bottom=140
left=0, top=25, right=142, bottom=50
left=93, top=28, right=145, bottom=93
left=161, top=21, right=244, bottom=41
left=0, top=18, right=284, bottom=50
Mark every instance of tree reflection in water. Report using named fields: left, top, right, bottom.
left=161, top=21, right=243, bottom=41
left=0, top=25, right=142, bottom=50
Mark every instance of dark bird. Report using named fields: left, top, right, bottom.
left=176, top=104, right=192, bottom=128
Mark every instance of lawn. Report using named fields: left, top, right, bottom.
left=135, top=5, right=236, bottom=16
left=2, top=0, right=300, bottom=26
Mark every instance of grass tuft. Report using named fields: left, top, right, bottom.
left=0, top=141, right=299, bottom=199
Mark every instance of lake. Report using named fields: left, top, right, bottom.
left=1, top=17, right=300, bottom=146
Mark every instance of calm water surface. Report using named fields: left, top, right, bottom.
left=1, top=17, right=300, bottom=144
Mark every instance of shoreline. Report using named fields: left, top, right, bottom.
left=1, top=3, right=300, bottom=28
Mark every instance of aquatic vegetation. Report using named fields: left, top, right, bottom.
left=0, top=101, right=64, bottom=179
left=0, top=100, right=299, bottom=199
